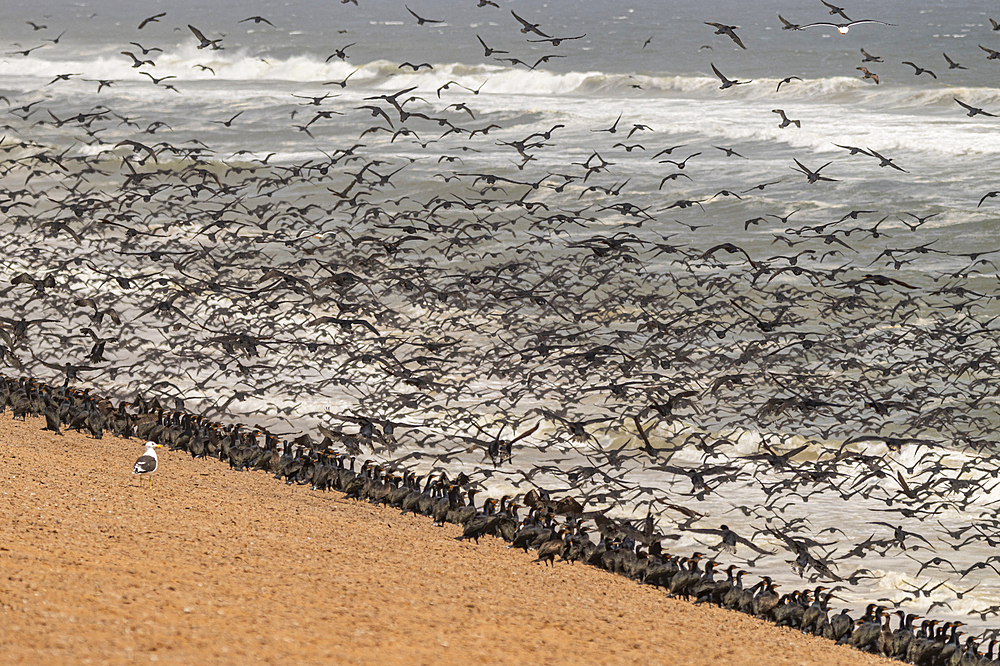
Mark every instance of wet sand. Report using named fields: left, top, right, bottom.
left=0, top=412, right=895, bottom=666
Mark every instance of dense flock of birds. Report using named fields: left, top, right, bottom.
left=4, top=3, right=1000, bottom=663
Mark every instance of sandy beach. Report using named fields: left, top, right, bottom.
left=0, top=412, right=896, bottom=666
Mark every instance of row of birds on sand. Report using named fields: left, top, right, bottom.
left=4, top=371, right=999, bottom=665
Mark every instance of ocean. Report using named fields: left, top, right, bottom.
left=2, top=0, right=1000, bottom=635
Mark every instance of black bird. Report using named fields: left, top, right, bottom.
left=978, top=190, right=1000, bottom=207
left=121, top=51, right=154, bottom=68
left=705, top=22, right=746, bottom=49
left=772, top=109, right=800, bottom=128
left=714, top=145, right=747, bottom=159
left=189, top=25, right=223, bottom=50
left=821, top=0, right=851, bottom=20
left=210, top=111, right=245, bottom=127
left=710, top=63, right=750, bottom=89
left=239, top=16, right=276, bottom=27
left=860, top=48, right=883, bottom=62
left=942, top=52, right=967, bottom=69
left=775, top=76, right=801, bottom=92
left=405, top=5, right=443, bottom=26
left=138, top=12, right=166, bottom=29
left=954, top=97, right=996, bottom=118
left=778, top=15, right=800, bottom=30
left=129, top=42, right=162, bottom=56
left=476, top=35, right=507, bottom=57
left=866, top=148, right=907, bottom=172
left=979, top=44, right=1000, bottom=60
left=511, top=10, right=550, bottom=37
left=325, top=43, right=356, bottom=62
left=592, top=113, right=623, bottom=134
left=791, top=158, right=836, bottom=183
left=901, top=61, right=936, bottom=79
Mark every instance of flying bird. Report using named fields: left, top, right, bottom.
left=188, top=24, right=223, bottom=50
left=239, top=16, right=276, bottom=27
left=797, top=19, right=895, bottom=34
left=776, top=76, right=801, bottom=92
left=857, top=67, right=879, bottom=84
left=954, top=98, right=996, bottom=117
left=942, top=52, right=967, bottom=69
left=792, top=158, right=837, bottom=183
left=902, top=61, right=936, bottom=78
left=710, top=63, right=750, bottom=89
left=704, top=22, right=746, bottom=49
left=405, top=5, right=443, bottom=26
left=138, top=12, right=166, bottom=29
left=772, top=109, right=800, bottom=128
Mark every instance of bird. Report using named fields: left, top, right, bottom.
left=133, top=441, right=162, bottom=488
left=129, top=42, right=162, bottom=56
left=772, top=109, right=800, bottom=128
left=210, top=111, right=245, bottom=127
left=188, top=25, right=223, bottom=50
left=511, top=10, right=550, bottom=37
left=121, top=51, right=154, bottom=68
left=857, top=67, right=879, bottom=84
left=405, top=5, right=443, bottom=26
left=239, top=16, right=276, bottom=27
left=592, top=113, right=623, bottom=134
left=791, top=158, right=837, bottom=183
left=978, top=190, right=1000, bottom=207
left=860, top=48, right=883, bottom=62
left=942, top=52, right=967, bottom=69
left=705, top=22, right=746, bottom=49
left=797, top=19, right=896, bottom=34
left=476, top=35, right=507, bottom=57
left=325, top=43, right=356, bottom=62
left=867, top=148, right=907, bottom=172
left=710, top=63, right=750, bottom=89
left=776, top=76, right=801, bottom=92
left=138, top=12, right=166, bottom=29
left=902, top=61, right=936, bottom=79
left=821, top=0, right=851, bottom=20
left=714, top=145, right=747, bottom=159
left=979, top=44, right=1000, bottom=60
left=778, top=15, right=800, bottom=31
left=954, top=98, right=996, bottom=118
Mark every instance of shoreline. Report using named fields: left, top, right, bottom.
left=0, top=411, right=895, bottom=666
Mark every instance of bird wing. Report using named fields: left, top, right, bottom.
left=133, top=455, right=157, bottom=473
left=735, top=534, right=777, bottom=555
left=188, top=25, right=208, bottom=42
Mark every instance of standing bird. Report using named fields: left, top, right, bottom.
left=133, top=441, right=162, bottom=488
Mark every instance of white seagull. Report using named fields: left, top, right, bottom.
left=133, top=441, right=162, bottom=488
left=797, top=19, right=895, bottom=34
